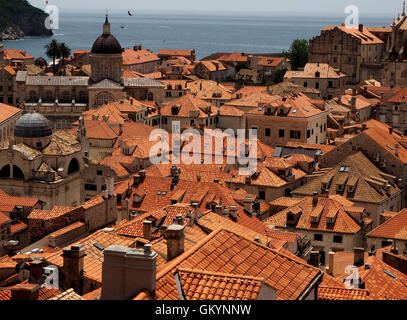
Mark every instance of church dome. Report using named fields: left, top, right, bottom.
left=91, top=15, right=122, bottom=54
left=14, top=112, right=53, bottom=138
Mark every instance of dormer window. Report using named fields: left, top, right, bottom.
left=337, top=184, right=344, bottom=192
left=315, top=71, right=320, bottom=77
left=122, top=148, right=130, bottom=155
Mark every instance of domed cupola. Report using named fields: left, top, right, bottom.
left=14, top=112, right=53, bottom=149
left=91, top=13, right=122, bottom=55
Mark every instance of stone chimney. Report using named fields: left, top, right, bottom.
left=164, top=224, right=185, bottom=261
left=62, top=244, right=86, bottom=294
left=106, top=176, right=115, bottom=197
left=174, top=214, right=184, bottom=225
left=353, top=247, right=365, bottom=266
left=101, top=244, right=157, bottom=300
left=10, top=283, right=40, bottom=301
left=29, top=259, right=45, bottom=284
left=327, top=251, right=335, bottom=275
left=309, top=251, right=320, bottom=267
left=312, top=191, right=319, bottom=205
left=143, top=220, right=153, bottom=241
left=243, top=196, right=255, bottom=214
left=351, top=97, right=357, bottom=112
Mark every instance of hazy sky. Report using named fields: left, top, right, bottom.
left=28, top=0, right=406, bottom=15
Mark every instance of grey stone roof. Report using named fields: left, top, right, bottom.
left=16, top=71, right=28, bottom=82
left=26, top=76, right=89, bottom=86
left=124, top=78, right=165, bottom=88
left=88, top=78, right=124, bottom=90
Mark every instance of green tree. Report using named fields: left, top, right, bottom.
left=59, top=42, right=71, bottom=75
left=44, top=39, right=60, bottom=75
left=285, top=39, right=309, bottom=71
left=236, top=62, right=250, bottom=72
left=273, top=67, right=288, bottom=84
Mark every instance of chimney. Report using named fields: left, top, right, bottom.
left=215, top=204, right=224, bottom=215
left=133, top=175, right=142, bottom=186
left=243, top=196, right=255, bottom=214
left=164, top=224, right=185, bottom=261
left=101, top=244, right=157, bottom=300
left=353, top=247, right=365, bottom=267
left=309, top=251, right=320, bottom=267
left=29, top=259, right=45, bottom=284
left=391, top=241, right=398, bottom=254
left=358, top=24, right=364, bottom=32
left=174, top=214, right=184, bottom=225
left=62, top=244, right=86, bottom=294
left=327, top=251, right=335, bottom=275
left=106, top=176, right=115, bottom=197
left=228, top=205, right=239, bottom=219
left=351, top=97, right=357, bottom=112
left=312, top=191, right=319, bottom=205
left=396, top=144, right=400, bottom=157
left=389, top=127, right=393, bottom=134
left=10, top=283, right=40, bottom=301
left=143, top=220, right=153, bottom=241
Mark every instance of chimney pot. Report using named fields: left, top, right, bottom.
left=164, top=224, right=185, bottom=261
left=143, top=220, right=153, bottom=241
left=353, top=247, right=365, bottom=266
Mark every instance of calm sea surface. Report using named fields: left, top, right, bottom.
left=0, top=11, right=397, bottom=61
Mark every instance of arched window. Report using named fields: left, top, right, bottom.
left=79, top=91, right=87, bottom=102
left=29, top=91, right=37, bottom=102
left=68, top=158, right=80, bottom=175
left=95, top=92, right=114, bottom=107
left=0, top=165, right=10, bottom=178
left=61, top=91, right=70, bottom=103
left=12, top=165, right=24, bottom=179
left=45, top=91, right=53, bottom=102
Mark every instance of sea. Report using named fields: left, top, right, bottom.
left=0, top=10, right=398, bottom=61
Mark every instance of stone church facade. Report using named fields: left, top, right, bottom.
left=14, top=14, right=164, bottom=125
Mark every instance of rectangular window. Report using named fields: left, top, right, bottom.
left=265, top=128, right=271, bottom=137
left=314, top=234, right=323, bottom=241
left=315, top=82, right=319, bottom=89
left=307, top=130, right=311, bottom=138
left=97, top=170, right=103, bottom=176
left=279, top=129, right=285, bottom=138
left=258, top=190, right=266, bottom=200
left=328, top=81, right=333, bottom=88
left=85, top=184, right=97, bottom=191
left=303, top=82, right=308, bottom=88
left=333, top=235, right=343, bottom=243
left=290, top=130, right=301, bottom=139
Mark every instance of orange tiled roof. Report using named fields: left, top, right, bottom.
left=115, top=176, right=269, bottom=235
left=0, top=211, right=11, bottom=226
left=217, top=52, right=248, bottom=63
left=158, top=49, right=194, bottom=57
left=321, top=25, right=384, bottom=44
left=367, top=208, right=407, bottom=240
left=160, top=93, right=216, bottom=118
left=150, top=228, right=322, bottom=300
left=245, top=92, right=326, bottom=118
left=197, top=60, right=227, bottom=72
left=0, top=189, right=40, bottom=208
left=318, top=286, right=370, bottom=300
left=0, top=283, right=62, bottom=301
left=285, top=63, right=345, bottom=79
left=265, top=197, right=364, bottom=234
left=28, top=206, right=76, bottom=221
left=122, top=48, right=159, bottom=66
left=176, top=268, right=264, bottom=300
left=337, top=255, right=407, bottom=300
left=46, top=229, right=137, bottom=283
left=256, top=56, right=286, bottom=67
left=3, top=49, right=34, bottom=61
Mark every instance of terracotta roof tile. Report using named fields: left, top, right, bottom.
left=368, top=208, right=407, bottom=240
left=149, top=228, right=322, bottom=300
left=176, top=268, right=265, bottom=300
